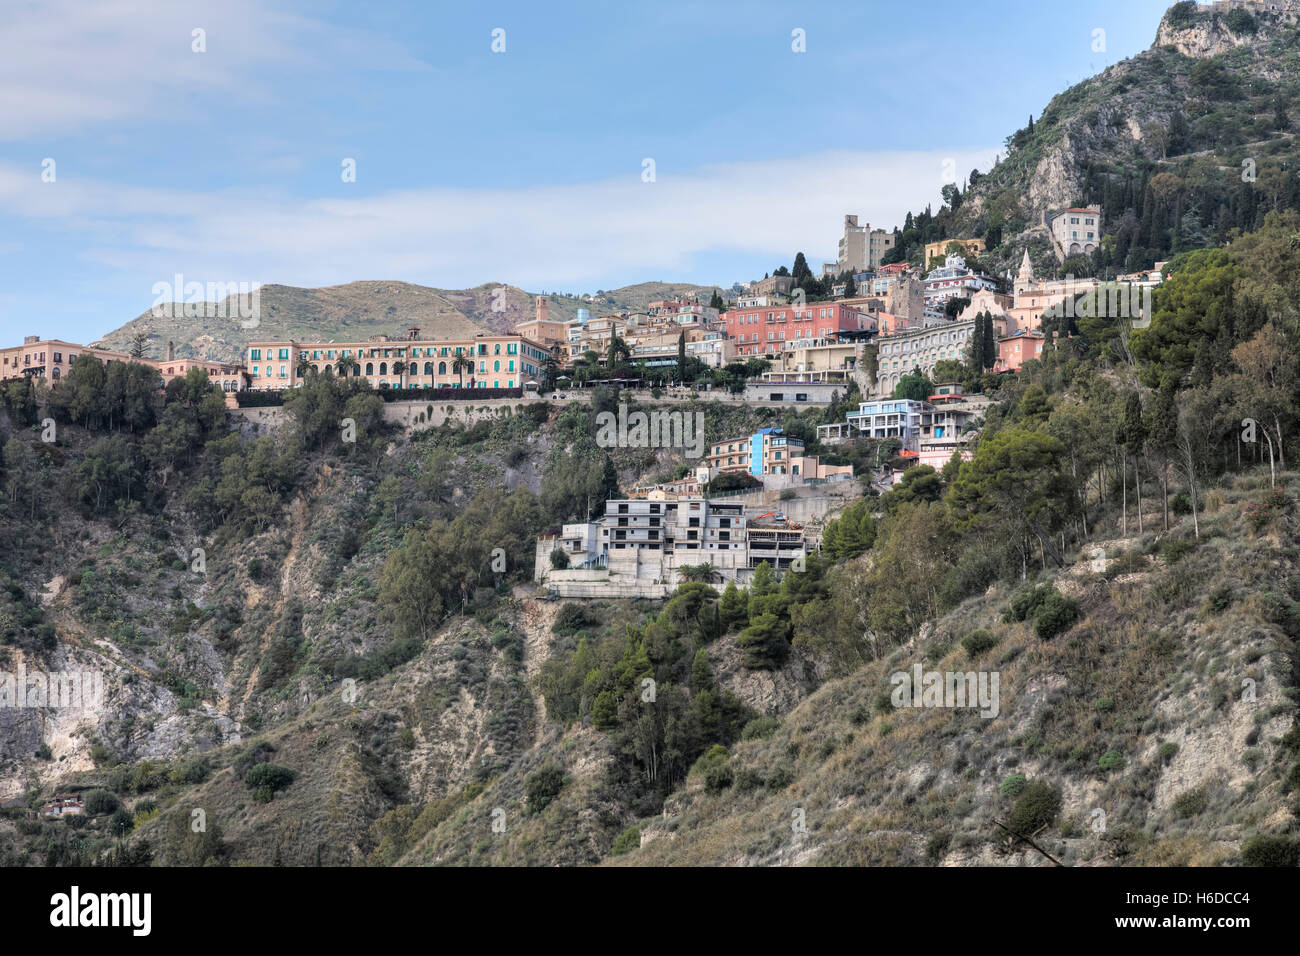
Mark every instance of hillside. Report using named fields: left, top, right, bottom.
left=92, top=280, right=724, bottom=365
left=914, top=1, right=1300, bottom=278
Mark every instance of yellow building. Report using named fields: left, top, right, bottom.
left=245, top=329, right=554, bottom=390
left=924, top=237, right=986, bottom=266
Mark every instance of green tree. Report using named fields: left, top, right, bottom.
left=949, top=427, right=1073, bottom=573
left=738, top=612, right=791, bottom=669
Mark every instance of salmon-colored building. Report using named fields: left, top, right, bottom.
left=0, top=336, right=248, bottom=406
left=721, top=302, right=868, bottom=357
left=993, top=329, right=1047, bottom=372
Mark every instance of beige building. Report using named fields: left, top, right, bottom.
left=761, top=338, right=858, bottom=384
left=837, top=215, right=895, bottom=273
left=707, top=427, right=853, bottom=484
left=1010, top=250, right=1100, bottom=331
left=1048, top=205, right=1103, bottom=261
left=0, top=336, right=248, bottom=406
left=873, top=313, right=1008, bottom=396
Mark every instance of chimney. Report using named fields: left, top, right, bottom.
left=167, top=340, right=175, bottom=361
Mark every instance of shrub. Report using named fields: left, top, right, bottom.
left=962, top=629, right=998, bottom=658
left=1008, top=781, right=1061, bottom=836
left=1160, top=538, right=1194, bottom=564
left=1094, top=698, right=1115, bottom=712
left=766, top=764, right=795, bottom=791
left=999, top=774, right=1027, bottom=798
left=549, top=548, right=570, bottom=571
left=610, top=825, right=641, bottom=856
left=925, top=830, right=951, bottom=864
left=551, top=603, right=597, bottom=636
left=1203, top=584, right=1234, bottom=615
left=524, top=762, right=565, bottom=815
left=108, top=806, right=135, bottom=836
left=82, top=789, right=120, bottom=816
left=1034, top=591, right=1079, bottom=640
left=1004, top=584, right=1051, bottom=623
left=741, top=716, right=780, bottom=741
left=244, top=763, right=295, bottom=802
left=1172, top=788, right=1207, bottom=819
left=1098, top=749, right=1124, bottom=773
left=1171, top=492, right=1192, bottom=515
left=704, top=764, right=734, bottom=793
left=1241, top=834, right=1300, bottom=867
left=1158, top=742, right=1179, bottom=764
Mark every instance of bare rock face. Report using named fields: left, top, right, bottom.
left=1154, top=2, right=1299, bottom=59
left=708, top=639, right=820, bottom=716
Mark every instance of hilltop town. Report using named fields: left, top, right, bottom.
left=1, top=0, right=1300, bottom=875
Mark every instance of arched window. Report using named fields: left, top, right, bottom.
left=438, top=361, right=446, bottom=375
left=424, top=362, right=433, bottom=375
left=52, top=368, right=60, bottom=379
left=493, top=360, right=500, bottom=372
left=379, top=362, right=388, bottom=374
left=365, top=362, right=374, bottom=375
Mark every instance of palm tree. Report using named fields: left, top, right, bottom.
left=336, top=355, right=357, bottom=378
left=452, top=354, right=471, bottom=388
left=295, top=355, right=313, bottom=379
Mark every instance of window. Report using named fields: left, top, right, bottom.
left=251, top=349, right=261, bottom=360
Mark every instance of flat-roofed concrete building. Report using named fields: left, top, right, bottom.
left=535, top=497, right=809, bottom=594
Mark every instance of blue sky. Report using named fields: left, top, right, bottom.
left=0, top=0, right=1174, bottom=343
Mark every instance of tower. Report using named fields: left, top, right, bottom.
left=1014, top=249, right=1036, bottom=297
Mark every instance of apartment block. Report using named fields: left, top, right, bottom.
left=535, top=497, right=809, bottom=595
left=837, top=215, right=895, bottom=273
left=706, top=427, right=853, bottom=484
left=721, top=302, right=867, bottom=357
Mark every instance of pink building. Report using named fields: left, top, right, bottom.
left=721, top=302, right=866, bottom=357
left=993, top=329, right=1047, bottom=372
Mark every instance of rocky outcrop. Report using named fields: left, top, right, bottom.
left=1155, top=2, right=1299, bottom=59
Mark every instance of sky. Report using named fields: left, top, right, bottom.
left=0, top=0, right=1176, bottom=343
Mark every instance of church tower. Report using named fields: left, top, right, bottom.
left=1014, top=249, right=1036, bottom=297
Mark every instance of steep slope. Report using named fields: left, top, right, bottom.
left=948, top=1, right=1300, bottom=275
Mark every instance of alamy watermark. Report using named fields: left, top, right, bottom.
left=0, top=665, right=104, bottom=709
left=595, top=403, right=705, bottom=459
left=150, top=274, right=261, bottom=328
left=1046, top=278, right=1152, bottom=328
left=890, top=664, right=1000, bottom=718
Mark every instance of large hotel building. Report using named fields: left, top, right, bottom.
left=0, top=336, right=249, bottom=405
left=244, top=328, right=555, bottom=391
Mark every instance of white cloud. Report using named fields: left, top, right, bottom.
left=0, top=0, right=428, bottom=140
left=0, top=147, right=1000, bottom=296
